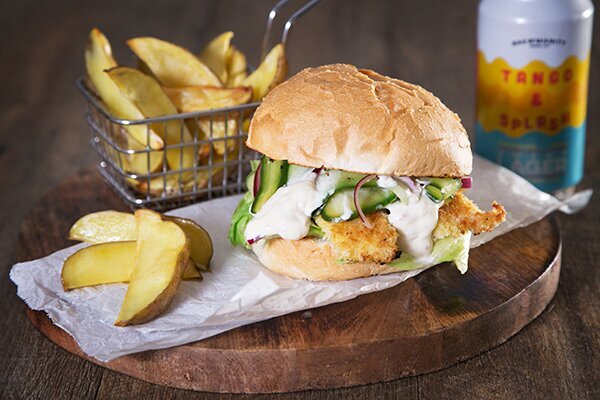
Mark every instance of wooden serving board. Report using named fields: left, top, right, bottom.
left=17, top=168, right=561, bottom=393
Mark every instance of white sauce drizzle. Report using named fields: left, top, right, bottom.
left=245, top=173, right=326, bottom=241
left=376, top=175, right=398, bottom=188
left=385, top=192, right=440, bottom=258
left=315, top=170, right=341, bottom=195
left=339, top=193, right=355, bottom=220
left=245, top=171, right=440, bottom=260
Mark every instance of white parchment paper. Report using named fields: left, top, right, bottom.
left=10, top=156, right=592, bottom=361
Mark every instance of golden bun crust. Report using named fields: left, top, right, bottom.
left=253, top=238, right=399, bottom=281
left=247, top=64, right=472, bottom=177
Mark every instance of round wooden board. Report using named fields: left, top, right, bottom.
left=17, top=168, right=561, bottom=394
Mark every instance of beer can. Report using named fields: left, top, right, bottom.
left=475, top=0, right=594, bottom=193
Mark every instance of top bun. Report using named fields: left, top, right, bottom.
left=247, top=64, right=472, bottom=177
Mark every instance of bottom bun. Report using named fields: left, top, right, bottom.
left=253, top=238, right=399, bottom=281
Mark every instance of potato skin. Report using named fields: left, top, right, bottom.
left=168, top=216, right=213, bottom=271
left=114, top=238, right=189, bottom=327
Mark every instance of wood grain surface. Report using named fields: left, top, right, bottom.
left=0, top=0, right=598, bottom=399
left=19, top=169, right=561, bottom=393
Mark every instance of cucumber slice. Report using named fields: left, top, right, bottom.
left=319, top=187, right=397, bottom=222
left=287, top=164, right=314, bottom=184
left=424, top=178, right=461, bottom=203
left=316, top=170, right=377, bottom=194
left=251, top=157, right=288, bottom=213
left=333, top=171, right=377, bottom=190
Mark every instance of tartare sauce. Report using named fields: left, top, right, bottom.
left=315, top=170, right=342, bottom=195
left=245, top=171, right=441, bottom=260
left=385, top=192, right=439, bottom=258
left=245, top=173, right=326, bottom=241
left=376, top=175, right=398, bottom=189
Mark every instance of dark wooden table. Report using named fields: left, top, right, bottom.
left=0, top=1, right=598, bottom=399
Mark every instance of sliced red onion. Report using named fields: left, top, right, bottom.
left=247, top=236, right=263, bottom=245
left=313, top=167, right=323, bottom=175
left=461, top=177, right=472, bottom=189
left=397, top=176, right=418, bottom=193
left=354, top=174, right=377, bottom=228
left=253, top=161, right=262, bottom=196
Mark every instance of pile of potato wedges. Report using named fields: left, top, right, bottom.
left=64, top=210, right=213, bottom=326
left=85, top=28, right=287, bottom=196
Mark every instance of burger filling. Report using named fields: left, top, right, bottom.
left=229, top=157, right=505, bottom=273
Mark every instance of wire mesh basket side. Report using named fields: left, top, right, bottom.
left=84, top=90, right=260, bottom=210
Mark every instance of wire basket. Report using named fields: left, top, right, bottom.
left=78, top=0, right=322, bottom=211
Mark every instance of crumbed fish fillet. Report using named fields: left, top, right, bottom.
left=318, top=193, right=506, bottom=264
left=316, top=212, right=399, bottom=264
left=433, top=193, right=506, bottom=240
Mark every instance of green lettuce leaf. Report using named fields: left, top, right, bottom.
left=228, top=191, right=254, bottom=248
left=388, top=232, right=472, bottom=274
left=229, top=160, right=261, bottom=247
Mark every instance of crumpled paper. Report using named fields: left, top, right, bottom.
left=10, top=156, right=592, bottom=361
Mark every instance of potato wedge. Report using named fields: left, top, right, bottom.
left=85, top=29, right=163, bottom=150
left=133, top=165, right=220, bottom=195
left=169, top=217, right=213, bottom=272
left=134, top=174, right=188, bottom=196
left=62, top=241, right=134, bottom=290
left=163, top=86, right=248, bottom=155
left=180, top=166, right=226, bottom=204
left=198, top=117, right=238, bottom=155
left=199, top=31, right=233, bottom=83
left=115, top=210, right=190, bottom=326
left=242, top=118, right=251, bottom=133
left=241, top=43, right=287, bottom=102
left=182, top=259, right=203, bottom=280
left=184, top=165, right=224, bottom=189
left=62, top=241, right=200, bottom=290
left=68, top=210, right=212, bottom=272
left=226, top=46, right=247, bottom=87
left=166, top=85, right=246, bottom=155
left=69, top=210, right=136, bottom=243
left=114, top=127, right=164, bottom=174
left=134, top=162, right=225, bottom=195
left=85, top=29, right=164, bottom=174
left=107, top=67, right=196, bottom=178
left=128, top=37, right=221, bottom=87
left=163, top=86, right=252, bottom=111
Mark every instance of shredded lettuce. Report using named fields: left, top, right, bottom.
left=388, top=232, right=472, bottom=274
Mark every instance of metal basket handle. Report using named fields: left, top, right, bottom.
left=261, top=0, right=324, bottom=59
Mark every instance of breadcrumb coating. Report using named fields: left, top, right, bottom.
left=317, top=193, right=505, bottom=263
left=433, top=193, right=506, bottom=240
left=317, top=212, right=399, bottom=263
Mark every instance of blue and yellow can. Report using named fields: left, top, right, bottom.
left=476, top=0, right=594, bottom=193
